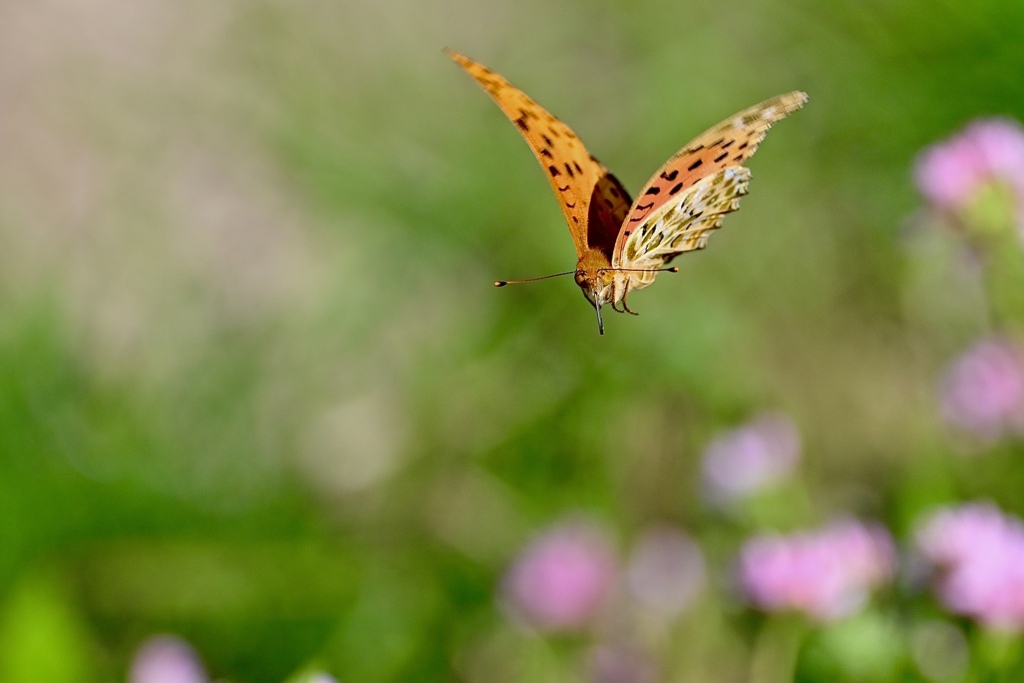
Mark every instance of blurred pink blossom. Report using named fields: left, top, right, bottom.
left=129, top=635, right=207, bottom=683
left=502, top=519, right=617, bottom=631
left=738, top=519, right=895, bottom=621
left=702, top=412, right=801, bottom=503
left=915, top=118, right=1024, bottom=210
left=940, top=337, right=1024, bottom=442
left=587, top=644, right=657, bottom=683
left=625, top=526, right=705, bottom=619
left=916, top=502, right=1024, bottom=631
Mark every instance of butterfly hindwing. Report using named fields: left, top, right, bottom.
left=614, top=91, right=806, bottom=266
left=447, top=50, right=631, bottom=259
left=619, top=167, right=751, bottom=271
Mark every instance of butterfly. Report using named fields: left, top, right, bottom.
left=447, top=49, right=806, bottom=334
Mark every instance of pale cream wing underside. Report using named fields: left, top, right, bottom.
left=617, top=167, right=751, bottom=281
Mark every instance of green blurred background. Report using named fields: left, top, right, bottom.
left=2, top=0, right=1024, bottom=681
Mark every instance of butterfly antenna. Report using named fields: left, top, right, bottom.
left=595, top=301, right=604, bottom=335
left=598, top=266, right=680, bottom=275
left=494, top=270, right=577, bottom=287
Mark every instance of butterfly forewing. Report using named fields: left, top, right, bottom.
left=447, top=50, right=631, bottom=258
left=613, top=91, right=807, bottom=266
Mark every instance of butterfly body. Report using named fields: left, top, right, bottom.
left=447, top=49, right=806, bottom=334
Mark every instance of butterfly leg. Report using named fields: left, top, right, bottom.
left=610, top=300, right=624, bottom=313
left=621, top=284, right=640, bottom=316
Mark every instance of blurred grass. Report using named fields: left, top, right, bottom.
left=2, top=0, right=1024, bottom=680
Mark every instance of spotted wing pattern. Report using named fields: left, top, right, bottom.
left=617, top=167, right=750, bottom=279
left=447, top=50, right=631, bottom=258
left=613, top=91, right=807, bottom=264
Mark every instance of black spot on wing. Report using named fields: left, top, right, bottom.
left=688, top=158, right=703, bottom=171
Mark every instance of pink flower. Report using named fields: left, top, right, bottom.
left=940, top=337, right=1024, bottom=442
left=915, top=118, right=1024, bottom=209
left=702, top=413, right=800, bottom=503
left=129, top=635, right=207, bottom=683
left=738, top=519, right=895, bottom=621
left=502, top=519, right=617, bottom=631
left=625, top=526, right=705, bottom=619
left=916, top=502, right=1024, bottom=631
left=587, top=644, right=657, bottom=683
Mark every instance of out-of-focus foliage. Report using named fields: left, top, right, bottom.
left=3, top=0, right=1024, bottom=681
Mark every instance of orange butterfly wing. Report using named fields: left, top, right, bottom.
left=613, top=92, right=807, bottom=265
left=447, top=50, right=631, bottom=260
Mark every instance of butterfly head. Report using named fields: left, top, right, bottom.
left=574, top=251, right=621, bottom=335
left=575, top=268, right=618, bottom=305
